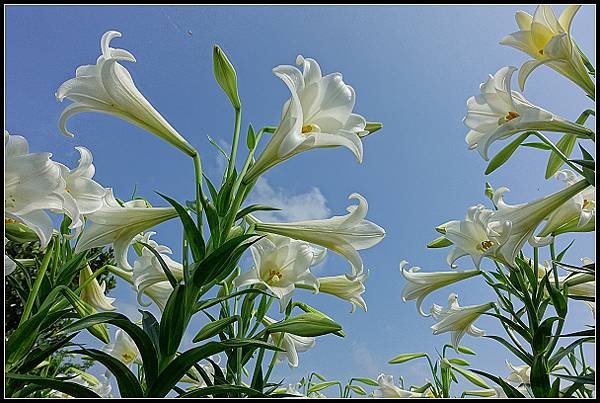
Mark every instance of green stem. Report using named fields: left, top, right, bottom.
left=193, top=152, right=204, bottom=235
left=20, top=237, right=55, bottom=325
left=533, top=132, right=585, bottom=175
left=226, top=108, right=242, bottom=180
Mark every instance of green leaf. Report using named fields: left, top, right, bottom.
left=73, top=348, right=143, bottom=397
left=5, top=373, right=100, bottom=398
left=61, top=288, right=109, bottom=343
left=213, top=45, right=241, bottom=109
left=193, top=316, right=239, bottom=342
left=58, top=312, right=159, bottom=385
left=235, top=204, right=281, bottom=221
left=469, top=369, right=526, bottom=398
left=388, top=352, right=428, bottom=364
left=521, top=141, right=552, bottom=150
left=158, top=192, right=205, bottom=261
left=549, top=337, right=594, bottom=368
left=546, top=279, right=568, bottom=318
left=483, top=335, right=533, bottom=364
left=348, top=384, right=367, bottom=395
left=54, top=250, right=88, bottom=287
left=16, top=334, right=77, bottom=374
left=146, top=339, right=282, bottom=397
left=6, top=306, right=51, bottom=368
left=265, top=313, right=343, bottom=337
left=159, top=284, right=190, bottom=357
left=140, top=310, right=160, bottom=353
left=545, top=134, right=577, bottom=179
left=552, top=373, right=595, bottom=385
left=485, top=132, right=530, bottom=175
left=195, top=288, right=272, bottom=311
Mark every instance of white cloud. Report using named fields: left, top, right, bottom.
left=247, top=177, right=331, bottom=222
left=350, top=340, right=380, bottom=378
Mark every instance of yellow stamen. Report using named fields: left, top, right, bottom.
left=5, top=218, right=18, bottom=224
left=582, top=199, right=594, bottom=209
left=479, top=240, right=494, bottom=251
left=498, top=111, right=520, bottom=125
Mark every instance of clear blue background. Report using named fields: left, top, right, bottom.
left=5, top=4, right=595, bottom=396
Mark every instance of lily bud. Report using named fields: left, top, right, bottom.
left=213, top=45, right=241, bottom=109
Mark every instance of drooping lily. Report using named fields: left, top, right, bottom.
left=373, top=373, right=431, bottom=398
left=79, top=265, right=116, bottom=311
left=464, top=66, right=592, bottom=160
left=233, top=235, right=318, bottom=312
left=313, top=271, right=368, bottom=313
left=5, top=131, right=79, bottom=247
left=430, top=293, right=494, bottom=349
left=132, top=232, right=184, bottom=305
left=243, top=56, right=368, bottom=183
left=539, top=170, right=595, bottom=237
left=250, top=193, right=385, bottom=277
left=50, top=371, right=112, bottom=398
left=75, top=194, right=178, bottom=271
left=56, top=31, right=196, bottom=157
left=489, top=179, right=590, bottom=266
left=263, top=316, right=316, bottom=368
left=506, top=361, right=531, bottom=385
left=400, top=260, right=481, bottom=316
left=103, top=329, right=141, bottom=367
left=500, top=5, right=594, bottom=96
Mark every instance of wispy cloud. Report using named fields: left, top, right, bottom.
left=351, top=340, right=380, bottom=378
left=247, top=177, right=331, bottom=222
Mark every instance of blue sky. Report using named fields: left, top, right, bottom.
left=5, top=4, right=595, bottom=396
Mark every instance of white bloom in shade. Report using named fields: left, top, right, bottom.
left=500, top=5, right=594, bottom=96
left=233, top=235, right=317, bottom=312
left=489, top=178, right=590, bottom=267
left=263, top=316, right=316, bottom=368
left=75, top=195, right=178, bottom=271
left=5, top=253, right=17, bottom=276
left=4, top=131, right=80, bottom=247
left=79, top=265, right=116, bottom=311
left=431, top=293, right=494, bottom=349
left=284, top=383, right=307, bottom=398
left=373, top=374, right=429, bottom=398
left=400, top=260, right=481, bottom=316
left=180, top=355, right=222, bottom=387
left=444, top=204, right=511, bottom=269
left=55, top=147, right=108, bottom=220
left=50, top=372, right=112, bottom=398
left=103, top=329, right=141, bottom=366
left=506, top=361, right=531, bottom=385
left=314, top=272, right=368, bottom=313
left=251, top=193, right=385, bottom=277
left=539, top=170, right=595, bottom=237
left=464, top=66, right=592, bottom=161
left=56, top=31, right=196, bottom=157
left=132, top=232, right=184, bottom=305
left=244, top=56, right=367, bottom=183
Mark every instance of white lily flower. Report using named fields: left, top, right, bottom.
left=373, top=374, right=430, bottom=398
left=444, top=204, right=511, bottom=269
left=55, top=147, right=108, bottom=220
left=400, top=260, right=481, bottom=316
left=464, top=66, right=592, bottom=160
left=75, top=195, right=178, bottom=271
left=4, top=131, right=80, bottom=247
left=233, top=235, right=317, bottom=312
left=251, top=193, right=385, bottom=277
left=180, top=355, right=222, bottom=387
left=489, top=178, right=590, bottom=266
left=50, top=372, right=112, bottom=398
left=539, top=170, right=595, bottom=236
left=79, top=264, right=116, bottom=311
left=244, top=56, right=367, bottom=183
left=263, top=316, right=316, bottom=368
left=5, top=253, right=16, bottom=276
left=431, top=293, right=494, bottom=349
left=56, top=31, right=196, bottom=157
left=284, top=383, right=308, bottom=398
left=500, top=5, right=594, bottom=96
left=313, top=272, right=368, bottom=313
left=103, top=329, right=141, bottom=366
left=506, top=361, right=531, bottom=385
left=132, top=231, right=183, bottom=300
